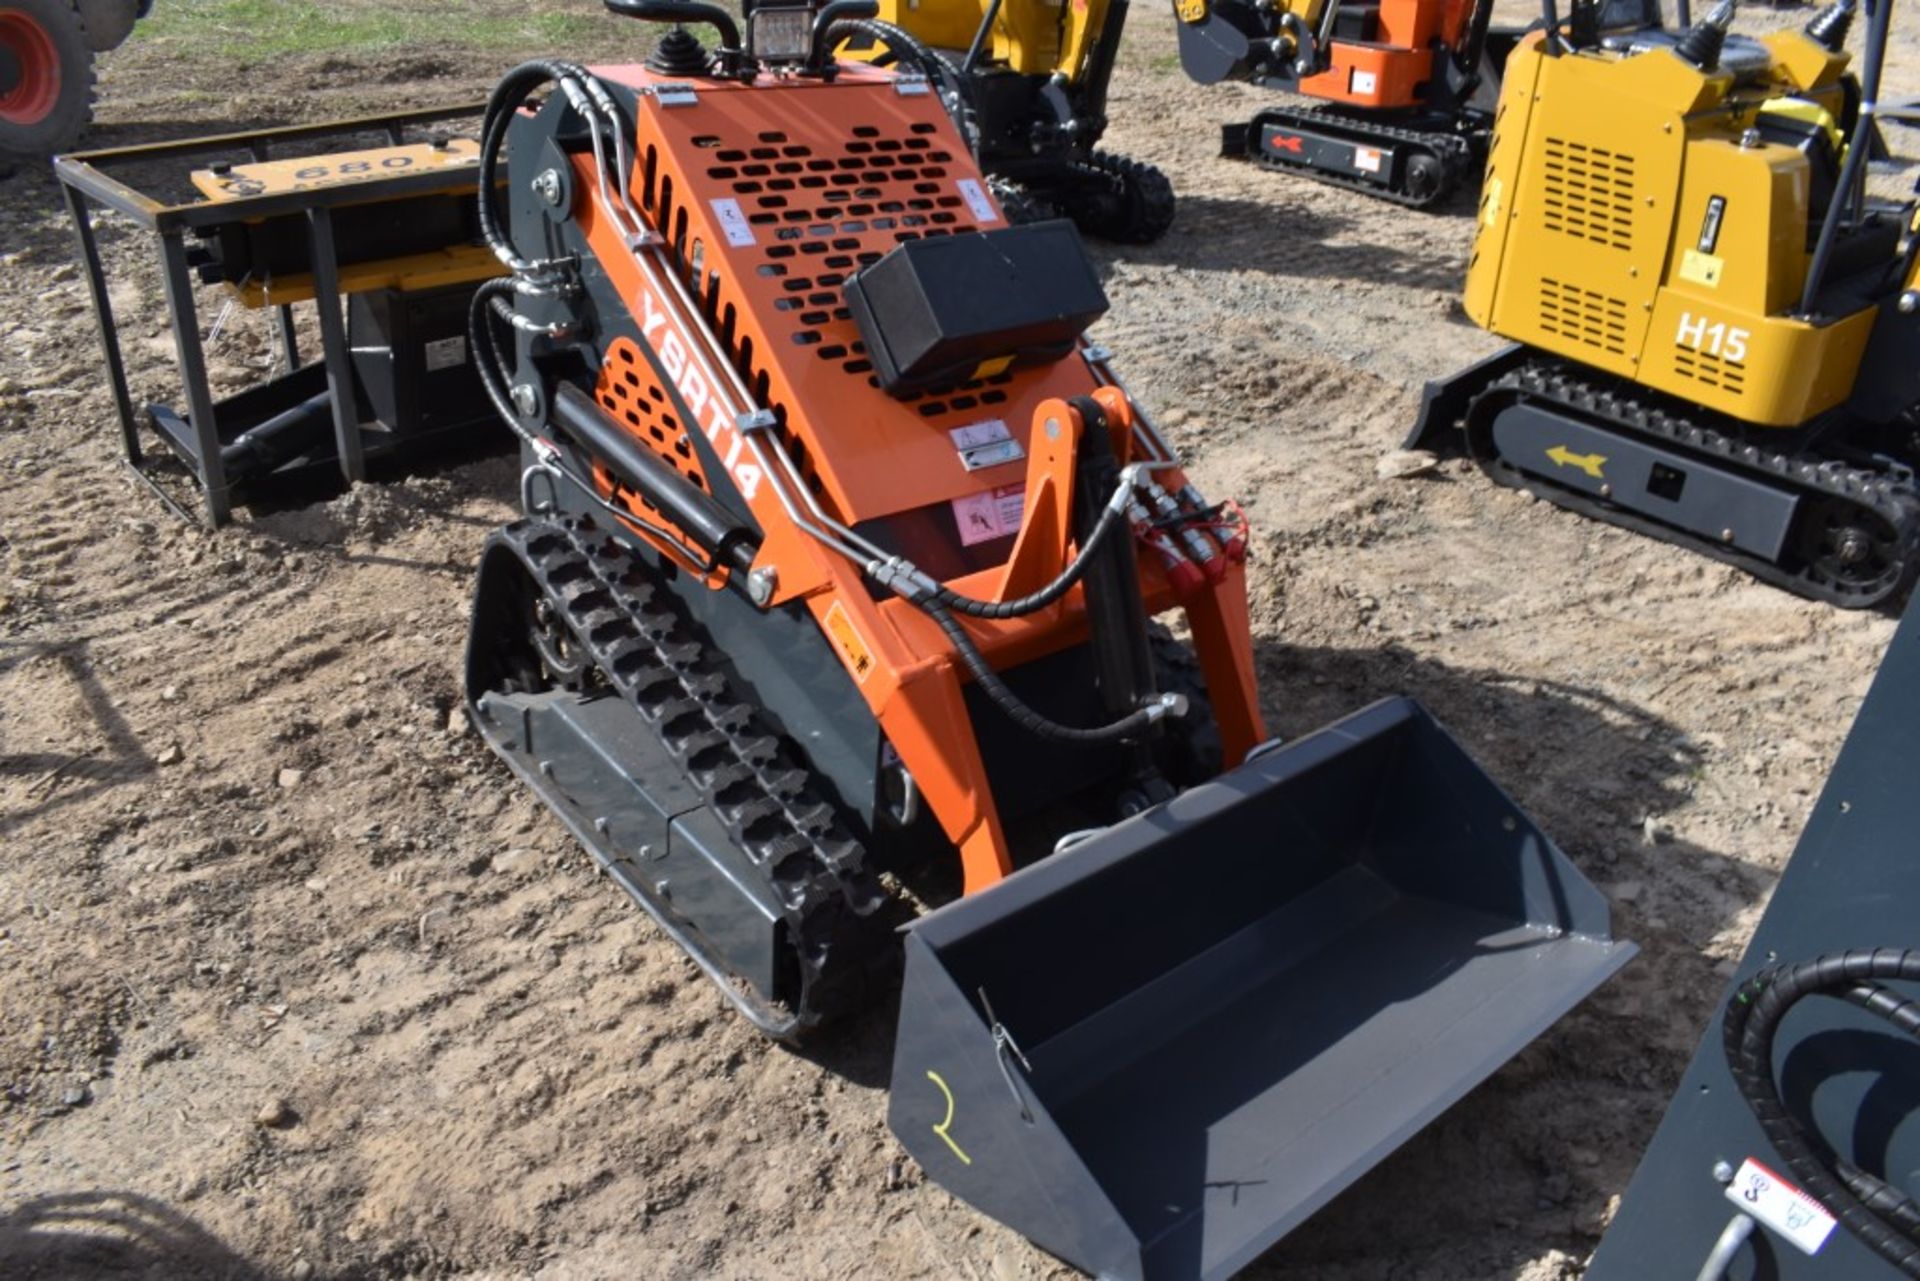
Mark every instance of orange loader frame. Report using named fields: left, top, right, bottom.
left=559, top=60, right=1264, bottom=895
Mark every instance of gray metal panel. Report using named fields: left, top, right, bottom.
left=471, top=688, right=784, bottom=998
left=1072, top=874, right=1629, bottom=1281
left=1492, top=404, right=1800, bottom=561
left=894, top=696, right=1634, bottom=1281
left=890, top=933, right=1144, bottom=1281
left=1589, top=604, right=1920, bottom=1281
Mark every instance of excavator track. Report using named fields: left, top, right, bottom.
left=467, top=515, right=894, bottom=1037
left=1230, top=104, right=1482, bottom=208
left=1462, top=357, right=1920, bottom=608
left=1058, top=150, right=1178, bottom=243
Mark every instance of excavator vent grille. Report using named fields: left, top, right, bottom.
left=1538, top=278, right=1629, bottom=357
left=1673, top=346, right=1747, bottom=394
left=1541, top=138, right=1636, bottom=252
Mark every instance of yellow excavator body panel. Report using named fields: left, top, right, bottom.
left=865, top=0, right=1112, bottom=79
left=1468, top=30, right=1874, bottom=428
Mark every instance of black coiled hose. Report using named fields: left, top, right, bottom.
left=1723, top=948, right=1920, bottom=1276
left=477, top=60, right=592, bottom=269
left=468, top=276, right=524, bottom=434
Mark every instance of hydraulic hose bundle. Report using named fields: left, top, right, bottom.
left=468, top=59, right=744, bottom=574
left=1724, top=949, right=1920, bottom=1276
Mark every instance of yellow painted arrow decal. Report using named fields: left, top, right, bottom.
left=1545, top=445, right=1607, bottom=480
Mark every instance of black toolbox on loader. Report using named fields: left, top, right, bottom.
left=891, top=696, right=1636, bottom=1281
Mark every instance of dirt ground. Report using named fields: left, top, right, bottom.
left=1, top=4, right=1912, bottom=1279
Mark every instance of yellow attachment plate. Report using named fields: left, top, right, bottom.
left=190, top=138, right=482, bottom=202
left=225, top=244, right=504, bottom=309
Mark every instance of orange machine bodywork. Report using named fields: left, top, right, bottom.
left=1298, top=0, right=1477, bottom=107
left=566, top=62, right=1264, bottom=895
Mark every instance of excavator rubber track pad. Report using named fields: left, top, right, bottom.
left=889, top=696, right=1635, bottom=1281
left=844, top=219, right=1109, bottom=396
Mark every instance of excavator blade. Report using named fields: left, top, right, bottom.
left=889, top=695, right=1633, bottom=1281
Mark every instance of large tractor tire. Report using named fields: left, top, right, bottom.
left=76, top=0, right=144, bottom=52
left=0, top=0, right=95, bottom=158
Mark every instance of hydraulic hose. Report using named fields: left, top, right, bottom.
left=925, top=598, right=1176, bottom=743
left=468, top=276, right=525, bottom=433
left=915, top=484, right=1134, bottom=619
left=821, top=18, right=980, bottom=153
left=1723, top=948, right=1920, bottom=1276
left=477, top=60, right=593, bottom=272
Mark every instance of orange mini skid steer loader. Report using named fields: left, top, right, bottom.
left=459, top=3, right=1635, bottom=1275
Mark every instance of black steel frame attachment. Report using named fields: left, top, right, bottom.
left=54, top=104, right=488, bottom=527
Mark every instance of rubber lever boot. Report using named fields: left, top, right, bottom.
left=648, top=27, right=711, bottom=75
left=1805, top=0, right=1856, bottom=52
left=1675, top=0, right=1735, bottom=70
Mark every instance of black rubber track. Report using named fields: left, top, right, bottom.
left=1461, top=358, right=1920, bottom=610
left=470, top=516, right=896, bottom=1036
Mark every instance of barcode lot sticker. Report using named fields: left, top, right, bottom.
left=710, top=198, right=757, bottom=247
left=952, top=485, right=1025, bottom=546
left=949, top=419, right=1024, bottom=471
left=957, top=178, right=1000, bottom=224
left=1725, top=1157, right=1837, bottom=1256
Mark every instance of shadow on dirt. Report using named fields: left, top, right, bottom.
left=233, top=452, right=519, bottom=576
left=0, top=639, right=154, bottom=836
left=1104, top=192, right=1476, bottom=293
left=0, top=1191, right=272, bottom=1280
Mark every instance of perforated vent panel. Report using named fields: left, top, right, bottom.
left=594, top=338, right=709, bottom=491
left=606, top=72, right=1106, bottom=524
left=1539, top=278, right=1629, bottom=356
left=592, top=337, right=714, bottom=543
left=689, top=122, right=1012, bottom=422
left=1673, top=346, right=1747, bottom=394
left=1541, top=138, right=1636, bottom=252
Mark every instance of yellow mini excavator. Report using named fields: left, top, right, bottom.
left=839, top=0, right=1177, bottom=238
left=1409, top=0, right=1920, bottom=608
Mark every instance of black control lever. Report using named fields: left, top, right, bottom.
left=604, top=0, right=743, bottom=50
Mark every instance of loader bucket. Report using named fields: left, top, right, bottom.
left=889, top=696, right=1634, bottom=1281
